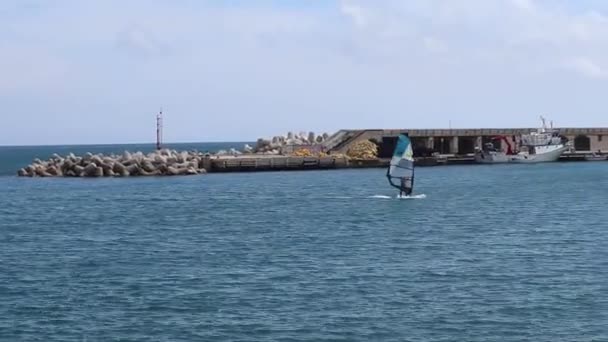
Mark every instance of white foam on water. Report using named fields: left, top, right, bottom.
left=370, top=195, right=392, bottom=199
left=370, top=194, right=427, bottom=199
left=398, top=194, right=427, bottom=199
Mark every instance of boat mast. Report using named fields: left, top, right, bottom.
left=540, top=115, right=546, bottom=131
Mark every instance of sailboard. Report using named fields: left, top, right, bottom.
left=387, top=134, right=415, bottom=196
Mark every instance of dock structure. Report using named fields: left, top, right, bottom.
left=204, top=155, right=388, bottom=172
left=204, top=127, right=608, bottom=173
left=322, top=128, right=608, bottom=158
left=20, top=127, right=608, bottom=177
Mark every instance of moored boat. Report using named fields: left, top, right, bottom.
left=475, top=116, right=571, bottom=164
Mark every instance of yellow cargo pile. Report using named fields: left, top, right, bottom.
left=291, top=150, right=345, bottom=158
left=346, top=140, right=378, bottom=159
left=293, top=149, right=314, bottom=157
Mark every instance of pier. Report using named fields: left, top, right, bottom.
left=217, top=126, right=608, bottom=173
left=205, top=155, right=386, bottom=172
left=323, top=128, right=608, bottom=158
left=203, top=152, right=598, bottom=173
left=16, top=126, right=608, bottom=177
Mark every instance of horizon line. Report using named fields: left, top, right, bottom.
left=3, top=124, right=608, bottom=147
left=0, top=140, right=256, bottom=148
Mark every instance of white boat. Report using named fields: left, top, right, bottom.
left=474, top=136, right=514, bottom=164
left=475, top=116, right=571, bottom=164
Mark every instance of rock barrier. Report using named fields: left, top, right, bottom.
left=17, top=149, right=207, bottom=177
left=254, top=131, right=331, bottom=154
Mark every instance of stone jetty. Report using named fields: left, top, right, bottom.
left=254, top=131, right=330, bottom=154
left=17, top=149, right=208, bottom=177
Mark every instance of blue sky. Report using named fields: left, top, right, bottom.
left=1, top=0, right=608, bottom=145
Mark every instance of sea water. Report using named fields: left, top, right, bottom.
left=1, top=145, right=607, bottom=341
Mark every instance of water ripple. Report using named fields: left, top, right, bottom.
left=1, top=163, right=608, bottom=341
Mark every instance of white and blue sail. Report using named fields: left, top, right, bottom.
left=387, top=134, right=415, bottom=195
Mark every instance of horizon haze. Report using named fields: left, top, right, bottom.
left=2, top=0, right=608, bottom=146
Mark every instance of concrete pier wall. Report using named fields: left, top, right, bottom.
left=207, top=155, right=384, bottom=172
left=326, top=128, right=608, bottom=156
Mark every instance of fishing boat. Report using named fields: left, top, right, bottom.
left=474, top=135, right=514, bottom=164
left=475, top=116, right=571, bottom=164
left=387, top=134, right=415, bottom=197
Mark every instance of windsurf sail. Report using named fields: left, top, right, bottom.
left=387, top=134, right=415, bottom=195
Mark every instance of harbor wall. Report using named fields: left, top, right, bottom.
left=325, top=128, right=608, bottom=157
left=15, top=150, right=607, bottom=177
left=188, top=152, right=603, bottom=173
left=15, top=127, right=608, bottom=177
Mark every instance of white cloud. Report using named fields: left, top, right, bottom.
left=564, top=57, right=608, bottom=79
left=3, top=0, right=608, bottom=144
left=510, top=0, right=536, bottom=12
left=115, top=26, right=166, bottom=57
left=338, top=0, right=608, bottom=79
left=422, top=36, right=448, bottom=53
left=0, top=45, right=69, bottom=95
left=339, top=2, right=368, bottom=28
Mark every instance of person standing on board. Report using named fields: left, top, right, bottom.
left=400, top=178, right=413, bottom=197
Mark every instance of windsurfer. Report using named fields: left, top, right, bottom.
left=387, top=134, right=416, bottom=198
left=400, top=178, right=412, bottom=197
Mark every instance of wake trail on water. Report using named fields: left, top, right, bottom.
left=370, top=194, right=427, bottom=200
left=370, top=195, right=392, bottom=199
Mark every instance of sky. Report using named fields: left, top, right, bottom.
left=2, top=0, right=608, bottom=145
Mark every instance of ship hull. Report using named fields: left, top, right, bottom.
left=510, top=145, right=568, bottom=163
left=475, top=145, right=568, bottom=164
left=474, top=151, right=511, bottom=164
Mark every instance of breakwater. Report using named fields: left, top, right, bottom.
left=11, top=137, right=608, bottom=177
left=253, top=131, right=331, bottom=154
left=17, top=149, right=208, bottom=177
left=15, top=153, right=380, bottom=177
left=16, top=151, right=606, bottom=177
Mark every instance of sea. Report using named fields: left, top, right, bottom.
left=1, top=143, right=607, bottom=341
